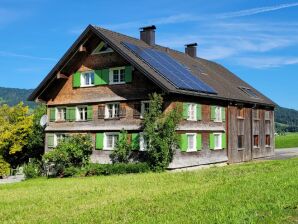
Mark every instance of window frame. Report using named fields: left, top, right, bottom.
left=105, top=103, right=120, bottom=119
left=140, top=101, right=150, bottom=119
left=253, top=135, right=259, bottom=148
left=80, top=71, right=95, bottom=87
left=265, top=134, right=271, bottom=147
left=109, top=67, right=126, bottom=85
left=237, top=135, right=244, bottom=149
left=139, top=132, right=147, bottom=151
left=213, top=133, right=223, bottom=150
left=186, top=133, right=197, bottom=152
left=253, top=109, right=260, bottom=120
left=54, top=133, right=66, bottom=147
left=104, top=132, right=119, bottom=150
left=56, top=107, right=66, bottom=121
left=237, top=108, right=245, bottom=119
left=214, top=106, right=222, bottom=122
left=76, top=106, right=88, bottom=121
left=187, top=103, right=197, bottom=121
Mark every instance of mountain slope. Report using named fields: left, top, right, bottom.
left=0, top=87, right=35, bottom=108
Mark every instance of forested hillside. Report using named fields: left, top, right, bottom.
left=0, top=87, right=35, bottom=108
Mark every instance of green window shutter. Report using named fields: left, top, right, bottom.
left=196, top=104, right=202, bottom=121
left=197, top=134, right=202, bottom=151
left=131, top=133, right=140, bottom=151
left=73, top=72, right=81, bottom=88
left=180, top=134, right=188, bottom=152
left=48, top=134, right=54, bottom=148
left=49, top=108, right=56, bottom=122
left=222, top=133, right=227, bottom=149
left=222, top=107, right=226, bottom=122
left=67, top=107, right=76, bottom=121
left=101, top=69, right=109, bottom=84
left=211, top=106, right=216, bottom=121
left=125, top=66, right=132, bottom=83
left=96, top=133, right=104, bottom=150
left=87, top=105, right=93, bottom=121
left=183, top=103, right=188, bottom=119
left=209, top=133, right=215, bottom=150
left=94, top=70, right=102, bottom=85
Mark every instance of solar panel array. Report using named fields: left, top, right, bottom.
left=122, top=42, right=217, bottom=94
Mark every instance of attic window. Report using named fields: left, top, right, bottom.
left=92, top=41, right=113, bottom=54
left=239, top=87, right=259, bottom=99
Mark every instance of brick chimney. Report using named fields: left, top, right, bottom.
left=185, top=43, right=197, bottom=58
left=140, top=25, right=156, bottom=45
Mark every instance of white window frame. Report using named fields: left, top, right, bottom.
left=80, top=71, right=95, bottom=87
left=104, top=132, right=119, bottom=150
left=187, top=103, right=197, bottom=121
left=214, top=133, right=222, bottom=150
left=105, top=103, right=120, bottom=119
left=186, top=133, right=197, bottom=152
left=140, top=101, right=150, bottom=119
left=109, top=67, right=125, bottom=84
left=56, top=107, right=66, bottom=121
left=214, top=106, right=222, bottom=122
left=76, top=106, right=88, bottom=121
left=139, top=132, right=147, bottom=151
left=54, top=133, right=66, bottom=147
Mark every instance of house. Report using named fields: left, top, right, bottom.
left=29, top=25, right=275, bottom=169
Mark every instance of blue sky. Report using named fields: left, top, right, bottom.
left=0, top=0, right=298, bottom=109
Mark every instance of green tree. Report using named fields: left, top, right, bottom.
left=143, top=93, right=181, bottom=171
left=110, top=130, right=132, bottom=163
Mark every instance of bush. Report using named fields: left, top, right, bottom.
left=63, top=166, right=82, bottom=177
left=0, top=156, right=10, bottom=178
left=23, top=159, right=42, bottom=179
left=83, top=163, right=150, bottom=176
left=110, top=130, right=133, bottom=163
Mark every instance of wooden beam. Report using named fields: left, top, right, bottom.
left=79, top=45, right=87, bottom=52
left=57, top=72, right=68, bottom=79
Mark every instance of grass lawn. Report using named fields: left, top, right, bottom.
left=1, top=159, right=297, bottom=224
left=275, top=132, right=298, bottom=149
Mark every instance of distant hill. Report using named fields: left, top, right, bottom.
left=0, top=87, right=297, bottom=132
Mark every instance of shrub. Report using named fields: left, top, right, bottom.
left=63, top=166, right=81, bottom=177
left=0, top=156, right=10, bottom=178
left=110, top=130, right=133, bottom=163
left=23, top=159, right=42, bottom=179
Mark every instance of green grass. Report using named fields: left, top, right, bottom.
left=275, top=132, right=298, bottom=149
left=1, top=159, right=298, bottom=224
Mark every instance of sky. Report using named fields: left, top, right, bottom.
left=0, top=0, right=297, bottom=109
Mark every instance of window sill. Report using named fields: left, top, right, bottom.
left=253, top=118, right=260, bottom=121
left=80, top=85, right=95, bottom=88
left=265, top=145, right=271, bottom=148
left=237, top=148, right=245, bottom=151
left=253, top=146, right=260, bottom=149
left=237, top=117, right=245, bottom=120
left=104, top=117, right=121, bottom=120
left=75, top=120, right=89, bottom=122
left=109, top=82, right=126, bottom=85
left=214, top=120, right=223, bottom=123
left=55, top=120, right=66, bottom=123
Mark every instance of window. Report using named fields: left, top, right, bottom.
left=265, top=111, right=270, bottom=120
left=55, top=134, right=66, bottom=147
left=265, top=135, right=271, bottom=147
left=215, top=106, right=222, bottom=122
left=214, top=133, right=222, bottom=150
left=56, top=108, right=66, bottom=121
left=253, top=109, right=259, bottom=120
left=187, top=104, right=197, bottom=121
left=237, top=108, right=245, bottom=118
left=253, top=135, right=259, bottom=148
left=105, top=103, right=120, bottom=119
left=239, top=86, right=259, bottom=98
left=140, top=101, right=150, bottom=119
left=104, top=133, right=119, bottom=150
left=238, top=135, right=244, bottom=149
left=81, top=72, right=95, bottom=87
left=110, top=67, right=125, bottom=84
left=77, top=106, right=88, bottom=121
left=187, top=134, right=197, bottom=152
left=139, top=133, right=147, bottom=151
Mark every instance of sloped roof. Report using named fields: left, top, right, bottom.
left=29, top=25, right=275, bottom=107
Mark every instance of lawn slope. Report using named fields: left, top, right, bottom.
left=0, top=158, right=297, bottom=224
left=276, top=132, right=298, bottom=149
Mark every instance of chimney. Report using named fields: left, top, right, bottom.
left=140, top=25, right=156, bottom=45
left=185, top=43, right=197, bottom=58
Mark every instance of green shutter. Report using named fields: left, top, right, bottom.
left=196, top=104, right=202, bottom=121
left=180, top=134, right=188, bottom=152
left=48, top=134, right=54, bottom=148
left=73, top=72, right=81, bottom=88
left=94, top=70, right=102, bottom=85
left=125, top=66, right=132, bottom=83
left=222, top=107, right=226, bottom=122
left=211, top=106, right=216, bottom=121
left=209, top=133, right=215, bottom=150
left=49, top=108, right=55, bottom=122
left=87, top=105, right=93, bottom=121
left=183, top=103, right=188, bottom=119
left=197, top=134, right=202, bottom=151
left=96, top=133, right=104, bottom=150
left=222, top=133, right=226, bottom=149
left=66, top=107, right=76, bottom=121
left=101, top=69, right=109, bottom=84
left=131, top=133, right=140, bottom=151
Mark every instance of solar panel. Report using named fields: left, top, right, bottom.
left=122, top=42, right=217, bottom=94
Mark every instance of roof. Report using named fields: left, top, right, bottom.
left=29, top=25, right=275, bottom=107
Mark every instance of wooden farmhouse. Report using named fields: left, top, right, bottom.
left=29, top=25, right=275, bottom=168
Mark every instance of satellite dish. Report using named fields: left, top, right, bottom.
left=40, top=115, right=48, bottom=127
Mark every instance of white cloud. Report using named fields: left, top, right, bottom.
left=0, top=50, right=56, bottom=61
left=236, top=56, right=298, bottom=69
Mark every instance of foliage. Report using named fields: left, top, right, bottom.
left=63, top=166, right=82, bottom=177
left=275, top=106, right=298, bottom=133
left=43, top=134, right=93, bottom=177
left=0, top=156, right=10, bottom=178
left=110, top=130, right=133, bottom=163
left=23, top=159, right=42, bottom=179
left=143, top=93, right=181, bottom=171
left=275, top=132, right=298, bottom=149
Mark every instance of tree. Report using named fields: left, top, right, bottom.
left=143, top=93, right=181, bottom=171
left=110, top=130, right=133, bottom=163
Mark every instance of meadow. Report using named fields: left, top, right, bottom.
left=0, top=158, right=297, bottom=224
left=275, top=132, right=298, bottom=149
